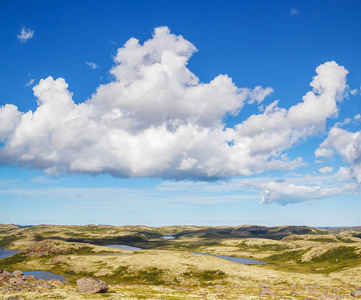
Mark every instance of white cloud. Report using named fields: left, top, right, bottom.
left=290, top=8, right=299, bottom=16
left=0, top=27, right=351, bottom=181
left=316, top=126, right=361, bottom=184
left=319, top=166, right=334, bottom=174
left=259, top=181, right=342, bottom=205
left=236, top=61, right=348, bottom=159
left=85, top=61, right=99, bottom=69
left=17, top=27, right=34, bottom=42
left=25, top=78, right=35, bottom=87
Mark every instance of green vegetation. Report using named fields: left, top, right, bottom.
left=34, top=233, right=45, bottom=241
left=309, top=238, right=336, bottom=243
left=183, top=269, right=226, bottom=284
left=0, top=253, right=28, bottom=270
left=1, top=223, right=361, bottom=295
left=100, top=266, right=166, bottom=285
left=267, top=249, right=309, bottom=263
left=311, top=246, right=360, bottom=263
left=0, top=235, right=18, bottom=249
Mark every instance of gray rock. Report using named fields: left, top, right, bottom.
left=2, top=271, right=12, bottom=277
left=351, top=289, right=361, bottom=296
left=9, top=277, right=26, bottom=285
left=77, top=277, right=108, bottom=294
left=12, top=270, right=24, bottom=277
left=259, top=287, right=274, bottom=295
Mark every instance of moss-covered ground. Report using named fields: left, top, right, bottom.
left=1, top=224, right=361, bottom=298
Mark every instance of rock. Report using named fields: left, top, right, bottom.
left=77, top=277, right=108, bottom=294
left=2, top=271, right=12, bottom=277
left=50, top=278, right=64, bottom=284
left=13, top=270, right=24, bottom=276
left=351, top=289, right=361, bottom=296
left=22, top=275, right=36, bottom=280
left=7, top=297, right=21, bottom=300
left=9, top=277, right=26, bottom=285
left=259, top=287, right=274, bottom=295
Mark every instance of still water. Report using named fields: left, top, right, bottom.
left=104, top=245, right=142, bottom=251
left=0, top=249, right=19, bottom=259
left=23, top=271, right=65, bottom=281
left=193, top=252, right=267, bottom=265
left=162, top=235, right=176, bottom=240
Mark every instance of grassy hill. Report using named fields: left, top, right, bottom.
left=1, top=224, right=361, bottom=299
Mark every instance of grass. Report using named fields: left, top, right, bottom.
left=311, top=246, right=360, bottom=262
left=183, top=269, right=226, bottom=284
left=0, top=235, right=18, bottom=249
left=1, top=223, right=361, bottom=295
left=264, top=246, right=361, bottom=274
left=266, top=249, right=309, bottom=263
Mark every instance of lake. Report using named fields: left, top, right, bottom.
left=96, top=254, right=130, bottom=256
left=23, top=271, right=65, bottom=281
left=0, top=249, right=19, bottom=259
left=193, top=252, right=267, bottom=265
left=104, top=245, right=142, bottom=251
left=162, top=235, right=176, bottom=240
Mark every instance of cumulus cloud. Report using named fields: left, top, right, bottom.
left=0, top=27, right=351, bottom=180
left=259, top=181, right=342, bottom=205
left=235, top=61, right=348, bottom=159
left=319, top=166, right=334, bottom=174
left=316, top=126, right=361, bottom=184
left=17, top=27, right=34, bottom=42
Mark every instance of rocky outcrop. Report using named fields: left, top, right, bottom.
left=77, top=277, right=108, bottom=294
left=351, top=288, right=361, bottom=296
left=12, top=270, right=24, bottom=277
left=1, top=271, right=12, bottom=277
left=259, top=286, right=274, bottom=295
left=0, top=269, right=66, bottom=295
left=9, top=277, right=26, bottom=285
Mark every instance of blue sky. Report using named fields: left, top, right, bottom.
left=1, top=0, right=361, bottom=226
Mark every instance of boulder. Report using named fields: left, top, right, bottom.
left=12, top=270, right=24, bottom=276
left=77, top=277, right=108, bottom=294
left=2, top=271, right=12, bottom=277
left=259, top=287, right=274, bottom=295
left=9, top=277, right=26, bottom=285
left=351, top=289, right=361, bottom=296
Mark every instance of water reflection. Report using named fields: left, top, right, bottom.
left=104, top=245, right=142, bottom=251
left=193, top=252, right=267, bottom=265
left=96, top=254, right=130, bottom=256
left=0, top=249, right=19, bottom=259
left=24, top=271, right=65, bottom=281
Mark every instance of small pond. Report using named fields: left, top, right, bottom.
left=193, top=252, right=267, bottom=265
left=24, top=271, right=65, bottom=281
left=95, top=254, right=130, bottom=256
left=104, top=245, right=142, bottom=251
left=162, top=235, right=175, bottom=240
left=0, top=249, right=19, bottom=259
